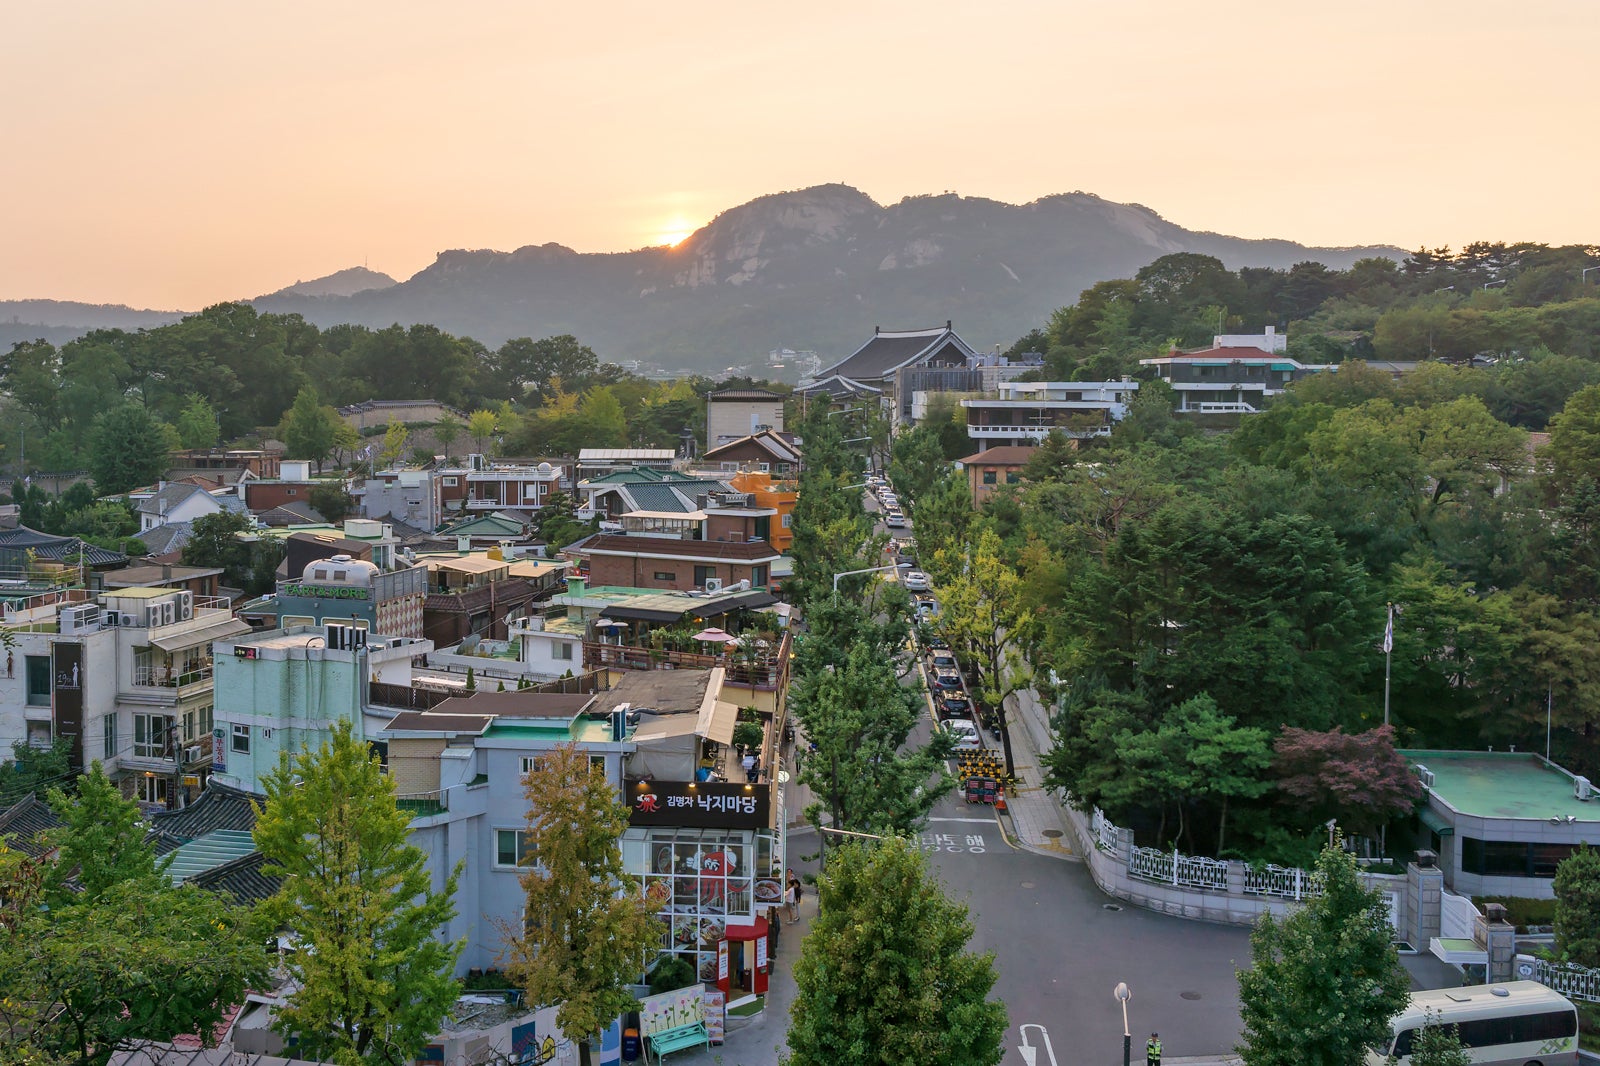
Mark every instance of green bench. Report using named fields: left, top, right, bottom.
left=648, top=1020, right=710, bottom=1063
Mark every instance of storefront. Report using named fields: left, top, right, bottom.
left=622, top=778, right=782, bottom=989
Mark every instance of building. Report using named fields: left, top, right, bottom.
left=726, top=471, right=797, bottom=553
left=360, top=457, right=574, bottom=532
left=166, top=447, right=281, bottom=484
left=268, top=554, right=430, bottom=638
left=1405, top=750, right=1600, bottom=899
left=955, top=447, right=1038, bottom=507
left=135, top=483, right=229, bottom=533
left=418, top=553, right=563, bottom=647
left=961, top=379, right=1138, bottom=445
left=100, top=563, right=225, bottom=599
left=806, top=322, right=980, bottom=426
left=1139, top=329, right=1330, bottom=414
left=576, top=449, right=676, bottom=481
left=700, top=431, right=803, bottom=477
left=242, top=460, right=342, bottom=515
left=574, top=536, right=780, bottom=594
left=706, top=389, right=786, bottom=450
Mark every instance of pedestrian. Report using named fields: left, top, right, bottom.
left=741, top=751, right=755, bottom=777
left=786, top=877, right=801, bottom=923
left=1146, top=1032, right=1161, bottom=1066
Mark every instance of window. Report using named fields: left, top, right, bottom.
left=520, top=756, right=546, bottom=776
left=694, top=565, right=716, bottom=586
left=751, top=565, right=768, bottom=587
left=25, top=656, right=51, bottom=706
left=589, top=755, right=608, bottom=779
left=781, top=514, right=792, bottom=528
left=103, top=713, right=118, bottom=761
left=1459, top=837, right=1577, bottom=878
left=285, top=488, right=296, bottom=496
left=652, top=571, right=676, bottom=582
left=982, top=470, right=998, bottom=485
left=757, top=463, right=770, bottom=473
left=136, top=775, right=168, bottom=805
left=443, top=476, right=459, bottom=486
left=183, top=704, right=214, bottom=744
left=231, top=723, right=251, bottom=754
left=1006, top=471, right=1021, bottom=484
left=496, top=829, right=536, bottom=868
left=553, top=642, right=574, bottom=661
left=134, top=713, right=173, bottom=759
left=1392, top=1009, right=1574, bottom=1054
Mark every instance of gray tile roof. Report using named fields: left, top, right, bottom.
left=0, top=794, right=62, bottom=858
left=135, top=482, right=208, bottom=516
left=147, top=782, right=261, bottom=847
left=814, top=325, right=977, bottom=383
left=186, top=848, right=281, bottom=904
left=0, top=526, right=127, bottom=567
left=136, top=521, right=194, bottom=557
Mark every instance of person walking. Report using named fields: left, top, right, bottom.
left=786, top=876, right=801, bottom=923
left=1145, top=1032, right=1161, bottom=1066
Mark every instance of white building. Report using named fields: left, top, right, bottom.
left=961, top=379, right=1139, bottom=445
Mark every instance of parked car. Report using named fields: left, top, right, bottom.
left=921, top=634, right=950, bottom=651
left=928, top=651, right=958, bottom=671
left=902, top=569, right=931, bottom=592
left=931, top=667, right=963, bottom=691
left=885, top=511, right=908, bottom=528
left=916, top=597, right=938, bottom=618
left=942, top=718, right=982, bottom=752
left=937, top=693, right=973, bottom=720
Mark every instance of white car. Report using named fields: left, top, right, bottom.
left=884, top=511, right=908, bottom=528
left=902, top=570, right=930, bottom=592
left=943, top=718, right=982, bottom=752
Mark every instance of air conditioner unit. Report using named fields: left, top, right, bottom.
left=119, top=613, right=137, bottom=627
left=325, top=623, right=350, bottom=651
left=161, top=601, right=176, bottom=626
left=703, top=577, right=724, bottom=593
left=177, top=592, right=193, bottom=620
left=104, top=610, right=121, bottom=627
left=184, top=745, right=202, bottom=764
left=147, top=604, right=165, bottom=627
left=1576, top=776, right=1593, bottom=802
left=60, top=604, right=100, bottom=634
left=1420, top=769, right=1436, bottom=789
left=348, top=628, right=368, bottom=650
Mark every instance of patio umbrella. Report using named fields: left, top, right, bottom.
left=693, top=627, right=734, bottom=643
left=594, top=620, right=626, bottom=629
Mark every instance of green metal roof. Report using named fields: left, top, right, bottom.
left=1419, top=807, right=1453, bottom=837
left=166, top=829, right=259, bottom=884
left=1403, top=750, right=1600, bottom=822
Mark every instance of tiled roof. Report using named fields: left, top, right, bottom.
left=165, top=829, right=258, bottom=885
left=136, top=521, right=194, bottom=557
left=958, top=446, right=1039, bottom=466
left=0, top=794, right=62, bottom=858
left=135, top=482, right=208, bottom=516
left=703, top=431, right=802, bottom=465
left=582, top=467, right=698, bottom=486
left=814, top=325, right=977, bottom=383
left=620, top=484, right=703, bottom=514
left=0, top=526, right=127, bottom=567
left=147, top=782, right=261, bottom=845
left=186, top=849, right=282, bottom=904
left=708, top=389, right=787, bottom=402
left=258, top=502, right=325, bottom=527
left=580, top=534, right=780, bottom=562
left=433, top=690, right=597, bottom=719
left=798, top=374, right=881, bottom=399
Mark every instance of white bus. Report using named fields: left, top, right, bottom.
left=1367, top=981, right=1578, bottom=1066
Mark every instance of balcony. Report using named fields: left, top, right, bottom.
left=584, top=632, right=792, bottom=690
left=132, top=662, right=215, bottom=693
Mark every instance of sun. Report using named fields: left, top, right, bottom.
left=652, top=216, right=697, bottom=247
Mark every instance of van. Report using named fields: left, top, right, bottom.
left=1365, top=981, right=1577, bottom=1066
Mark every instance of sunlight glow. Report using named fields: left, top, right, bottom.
left=652, top=216, right=697, bottom=247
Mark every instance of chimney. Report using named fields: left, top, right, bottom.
left=161, top=563, right=172, bottom=583
left=946, top=320, right=952, bottom=331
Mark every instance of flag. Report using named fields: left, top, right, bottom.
left=1381, top=604, right=1394, bottom=654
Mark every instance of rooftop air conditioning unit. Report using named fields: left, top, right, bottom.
left=177, top=591, right=193, bottom=620
left=1420, top=769, right=1435, bottom=789
left=60, top=604, right=100, bottom=634
left=1576, top=776, right=1593, bottom=802
left=147, top=604, right=165, bottom=627
left=703, top=577, right=724, bottom=593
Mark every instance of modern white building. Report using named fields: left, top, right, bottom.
left=961, top=379, right=1139, bottom=445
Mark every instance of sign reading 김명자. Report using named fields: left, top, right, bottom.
left=625, top=778, right=770, bottom=829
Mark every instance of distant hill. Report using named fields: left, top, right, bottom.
left=5, top=185, right=1402, bottom=369
left=253, top=185, right=1401, bottom=368
left=258, top=266, right=398, bottom=300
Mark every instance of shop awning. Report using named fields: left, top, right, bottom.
left=1419, top=808, right=1454, bottom=837
left=150, top=617, right=251, bottom=653
left=696, top=700, right=740, bottom=746
left=600, top=604, right=687, bottom=624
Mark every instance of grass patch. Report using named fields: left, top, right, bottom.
left=728, top=996, right=764, bottom=1018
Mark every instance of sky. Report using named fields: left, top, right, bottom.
left=4, top=1, right=1597, bottom=310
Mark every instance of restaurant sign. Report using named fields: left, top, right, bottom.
left=626, top=777, right=770, bottom=829
left=280, top=583, right=371, bottom=600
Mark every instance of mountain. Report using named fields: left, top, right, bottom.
left=258, top=266, right=398, bottom=300
left=253, top=185, right=1401, bottom=369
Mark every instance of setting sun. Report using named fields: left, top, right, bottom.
left=652, top=216, right=698, bottom=247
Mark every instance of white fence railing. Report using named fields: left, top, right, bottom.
left=1091, top=807, right=1121, bottom=854
left=1242, top=862, right=1320, bottom=901
left=1441, top=890, right=1479, bottom=940
left=1095, top=807, right=1318, bottom=898
left=1525, top=958, right=1600, bottom=1004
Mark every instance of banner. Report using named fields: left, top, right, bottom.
left=626, top=777, right=770, bottom=829
left=51, top=643, right=84, bottom=769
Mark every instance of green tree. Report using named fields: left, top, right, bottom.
left=0, top=738, right=72, bottom=808
left=504, top=744, right=661, bottom=1066
left=787, top=837, right=1007, bottom=1066
left=376, top=419, right=410, bottom=470
left=280, top=386, right=339, bottom=472
left=173, top=393, right=220, bottom=450
left=577, top=386, right=628, bottom=448
left=1235, top=841, right=1410, bottom=1066
left=308, top=483, right=355, bottom=524
left=1547, top=383, right=1600, bottom=485
left=44, top=762, right=165, bottom=901
left=434, top=412, right=463, bottom=459
left=1553, top=844, right=1600, bottom=967
left=254, top=720, right=464, bottom=1066
left=1386, top=1009, right=1470, bottom=1066
left=491, top=334, right=600, bottom=403
left=468, top=409, right=498, bottom=455
left=89, top=403, right=170, bottom=495
left=181, top=511, right=253, bottom=587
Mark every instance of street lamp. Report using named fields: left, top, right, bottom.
left=1114, top=983, right=1132, bottom=1066
left=1583, top=266, right=1600, bottom=285
left=831, top=564, right=900, bottom=602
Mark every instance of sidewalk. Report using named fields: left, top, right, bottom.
left=995, top=688, right=1077, bottom=860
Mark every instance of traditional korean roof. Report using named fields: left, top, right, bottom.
left=0, top=526, right=127, bottom=567
left=957, top=446, right=1039, bottom=466
left=0, top=794, right=62, bottom=858
left=813, top=324, right=978, bottom=384
left=147, top=781, right=261, bottom=851
left=135, top=521, right=194, bottom=557
left=703, top=430, right=802, bottom=466
left=797, top=373, right=881, bottom=400
left=708, top=388, right=787, bottom=402
left=185, top=849, right=282, bottom=904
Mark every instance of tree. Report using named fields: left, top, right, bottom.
left=787, top=837, right=1007, bottom=1066
left=504, top=744, right=661, bottom=1066
left=1553, top=844, right=1600, bottom=967
left=376, top=419, right=410, bottom=470
left=44, top=762, right=165, bottom=901
left=279, top=386, right=339, bottom=472
left=434, top=412, right=463, bottom=459
left=254, top=720, right=464, bottom=1066
left=468, top=409, right=498, bottom=455
left=0, top=738, right=73, bottom=808
left=1235, top=841, right=1411, bottom=1066
left=1547, top=383, right=1600, bottom=485
left=1389, top=1011, right=1470, bottom=1066
left=491, top=334, right=600, bottom=403
left=89, top=403, right=170, bottom=495
left=181, top=511, right=252, bottom=588
left=1272, top=726, right=1422, bottom=839
left=308, top=482, right=355, bottom=524
left=174, top=393, right=220, bottom=450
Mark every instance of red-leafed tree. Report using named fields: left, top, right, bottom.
left=1272, top=724, right=1422, bottom=836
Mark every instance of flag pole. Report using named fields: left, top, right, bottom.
left=1382, top=603, right=1393, bottom=727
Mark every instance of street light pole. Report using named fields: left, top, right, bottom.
left=830, top=564, right=899, bottom=603
left=1114, top=982, right=1132, bottom=1066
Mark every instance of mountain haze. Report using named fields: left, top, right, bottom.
left=254, top=185, right=1400, bottom=367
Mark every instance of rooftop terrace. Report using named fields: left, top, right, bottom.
left=1403, top=750, right=1600, bottom=823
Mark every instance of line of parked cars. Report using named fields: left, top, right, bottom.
left=920, top=633, right=983, bottom=753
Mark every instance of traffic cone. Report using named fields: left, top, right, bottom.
left=995, top=794, right=1007, bottom=814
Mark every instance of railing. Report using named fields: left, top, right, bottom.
left=1128, top=845, right=1229, bottom=891
left=133, top=664, right=214, bottom=689
left=583, top=636, right=789, bottom=689
left=1091, top=807, right=1122, bottom=855
left=1242, top=863, right=1320, bottom=901
left=1190, top=401, right=1259, bottom=414
left=396, top=790, right=447, bottom=816
left=1526, top=958, right=1600, bottom=1003
left=368, top=671, right=601, bottom=710
left=1441, top=889, right=1479, bottom=940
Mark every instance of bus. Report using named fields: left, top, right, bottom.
left=1367, top=981, right=1578, bottom=1066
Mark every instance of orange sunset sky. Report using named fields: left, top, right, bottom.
left=3, top=1, right=1596, bottom=310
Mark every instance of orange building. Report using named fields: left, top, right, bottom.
left=729, top=470, right=798, bottom=553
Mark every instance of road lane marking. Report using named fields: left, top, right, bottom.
left=928, top=816, right=994, bottom=824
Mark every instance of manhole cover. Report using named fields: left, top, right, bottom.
left=1021, top=881, right=1036, bottom=889
left=1102, top=903, right=1123, bottom=912
left=1181, top=991, right=1202, bottom=1001
left=1042, top=829, right=1063, bottom=838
